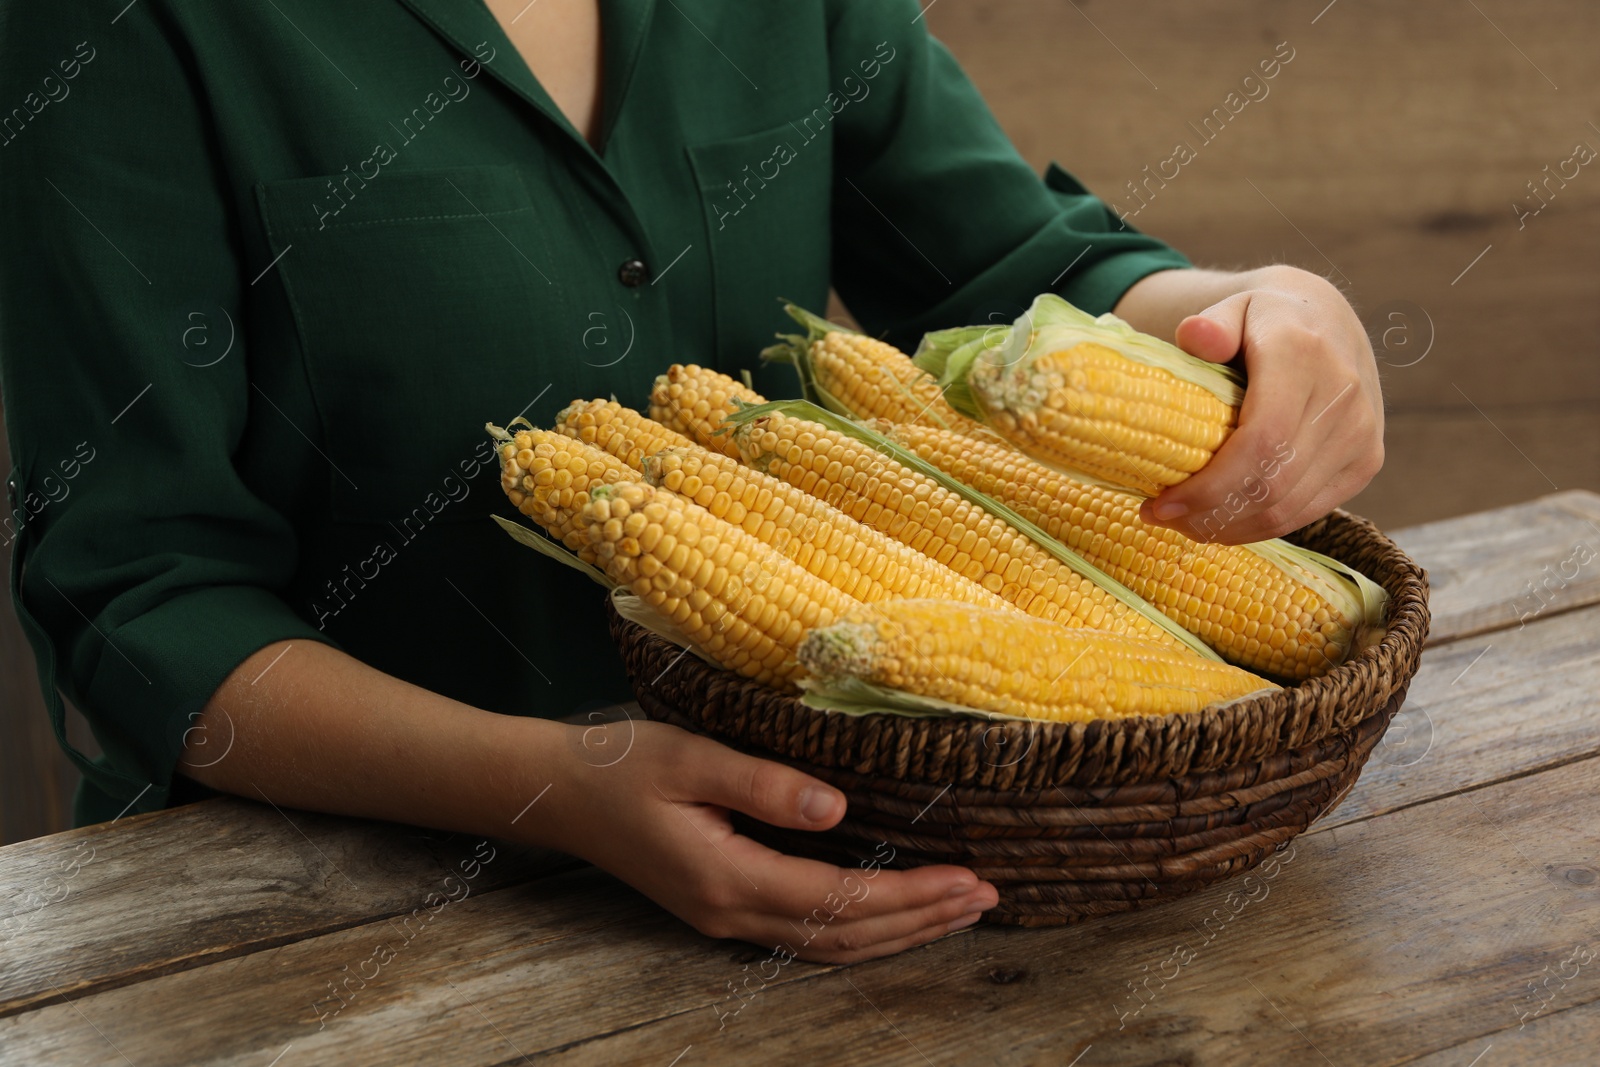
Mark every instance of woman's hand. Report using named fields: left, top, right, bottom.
left=183, top=640, right=992, bottom=965
left=543, top=717, right=998, bottom=964
left=1115, top=265, right=1385, bottom=545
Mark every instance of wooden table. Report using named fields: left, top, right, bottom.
left=3, top=491, right=1598, bottom=1066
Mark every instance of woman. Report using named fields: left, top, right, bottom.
left=0, top=0, right=1382, bottom=963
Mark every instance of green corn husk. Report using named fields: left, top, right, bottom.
left=491, top=514, right=612, bottom=589
left=491, top=514, right=720, bottom=669
left=910, top=324, right=1002, bottom=420
left=759, top=301, right=861, bottom=417
left=606, top=586, right=723, bottom=670
left=801, top=673, right=1038, bottom=721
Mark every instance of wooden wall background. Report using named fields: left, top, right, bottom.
left=3, top=0, right=1596, bottom=844
left=923, top=0, right=1599, bottom=526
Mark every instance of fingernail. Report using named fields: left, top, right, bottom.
left=958, top=887, right=997, bottom=913
left=799, top=786, right=837, bottom=823
left=947, top=911, right=983, bottom=932
left=945, top=880, right=977, bottom=899
left=1151, top=501, right=1187, bottom=521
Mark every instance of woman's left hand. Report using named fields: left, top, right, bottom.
left=1135, top=265, right=1385, bottom=545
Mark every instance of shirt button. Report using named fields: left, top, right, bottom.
left=5, top=474, right=16, bottom=515
left=617, top=258, right=650, bottom=287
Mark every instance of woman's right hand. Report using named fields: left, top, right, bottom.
left=540, top=717, right=999, bottom=964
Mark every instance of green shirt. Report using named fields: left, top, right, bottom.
left=0, top=0, right=1189, bottom=824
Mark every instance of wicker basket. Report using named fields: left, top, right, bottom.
left=607, top=509, right=1430, bottom=926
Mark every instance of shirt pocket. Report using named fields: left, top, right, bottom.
left=686, top=122, right=833, bottom=373
left=255, top=163, right=569, bottom=526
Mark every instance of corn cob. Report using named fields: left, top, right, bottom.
left=810, top=332, right=990, bottom=436
left=915, top=294, right=1244, bottom=496
left=556, top=398, right=696, bottom=468
left=762, top=303, right=992, bottom=436
left=554, top=397, right=695, bottom=475
left=641, top=445, right=1015, bottom=610
left=583, top=482, right=855, bottom=689
left=495, top=427, right=635, bottom=562
left=729, top=409, right=1187, bottom=649
left=799, top=599, right=1274, bottom=723
left=887, top=422, right=1360, bottom=679
left=649, top=364, right=766, bottom=458
left=970, top=341, right=1237, bottom=496
left=564, top=398, right=1015, bottom=610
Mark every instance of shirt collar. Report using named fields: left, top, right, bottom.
left=597, top=0, right=656, bottom=151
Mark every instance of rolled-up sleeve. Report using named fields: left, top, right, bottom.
left=0, top=5, right=335, bottom=819
left=825, top=0, right=1191, bottom=344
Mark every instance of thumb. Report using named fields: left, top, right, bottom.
left=1174, top=292, right=1250, bottom=365
left=686, top=740, right=846, bottom=832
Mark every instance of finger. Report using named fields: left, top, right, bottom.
left=1154, top=353, right=1379, bottom=544
left=669, top=734, right=847, bottom=832
left=1198, top=453, right=1376, bottom=545
left=726, top=901, right=988, bottom=966
left=644, top=813, right=993, bottom=946
left=1173, top=293, right=1251, bottom=364
left=1294, top=457, right=1381, bottom=524
left=1170, top=451, right=1331, bottom=545
left=1140, top=363, right=1314, bottom=538
left=717, top=836, right=990, bottom=920
left=794, top=916, right=981, bottom=965
left=758, top=882, right=996, bottom=963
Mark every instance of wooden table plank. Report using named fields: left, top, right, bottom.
left=9, top=755, right=1587, bottom=1062
left=1405, top=997, right=1597, bottom=1066
left=533, top=756, right=1600, bottom=1067
left=0, top=865, right=772, bottom=1066
left=1391, top=489, right=1600, bottom=646
left=1324, top=603, right=1600, bottom=830
left=5, top=755, right=1593, bottom=1066
left=0, top=801, right=573, bottom=1017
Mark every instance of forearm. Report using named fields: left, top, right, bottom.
left=1112, top=264, right=1321, bottom=344
left=179, top=640, right=576, bottom=846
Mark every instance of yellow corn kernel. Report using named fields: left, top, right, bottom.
left=584, top=482, right=857, bottom=689
left=888, top=422, right=1361, bottom=679
left=641, top=444, right=1014, bottom=610
left=555, top=398, right=696, bottom=469
left=649, top=364, right=766, bottom=458
left=496, top=428, right=636, bottom=561
left=730, top=409, right=1187, bottom=649
left=800, top=599, right=1273, bottom=722
left=810, top=331, right=991, bottom=437
left=972, top=341, right=1238, bottom=496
